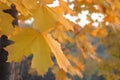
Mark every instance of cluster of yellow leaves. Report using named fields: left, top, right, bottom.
left=104, top=0, right=120, bottom=24
left=0, top=0, right=84, bottom=78
left=68, top=25, right=106, bottom=62
left=1, top=0, right=118, bottom=79
left=1, top=0, right=74, bottom=31
left=88, top=0, right=120, bottom=27
left=75, top=33, right=101, bottom=61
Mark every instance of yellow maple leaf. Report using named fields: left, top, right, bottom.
left=42, top=32, right=83, bottom=78
left=42, top=32, right=71, bottom=72
left=0, top=3, right=14, bottom=35
left=32, top=5, right=74, bottom=32
left=32, top=5, right=58, bottom=32
left=6, top=27, right=53, bottom=75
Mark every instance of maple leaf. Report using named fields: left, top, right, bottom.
left=42, top=32, right=71, bottom=71
left=32, top=5, right=74, bottom=32
left=42, top=32, right=83, bottom=78
left=32, top=5, right=58, bottom=32
left=6, top=27, right=53, bottom=75
left=0, top=3, right=14, bottom=35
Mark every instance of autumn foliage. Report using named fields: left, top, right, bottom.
left=0, top=0, right=120, bottom=80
